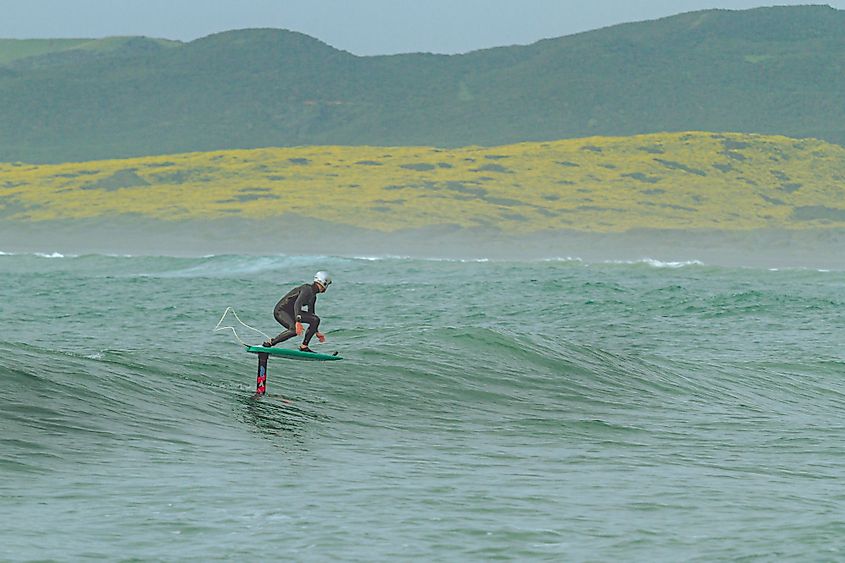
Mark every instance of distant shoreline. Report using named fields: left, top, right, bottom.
left=3, top=218, right=844, bottom=269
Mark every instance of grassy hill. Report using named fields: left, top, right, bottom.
left=2, top=6, right=845, bottom=163
left=0, top=37, right=179, bottom=65
left=3, top=132, right=845, bottom=233
left=0, top=38, right=90, bottom=64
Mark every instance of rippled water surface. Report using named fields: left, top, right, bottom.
left=2, top=252, right=845, bottom=560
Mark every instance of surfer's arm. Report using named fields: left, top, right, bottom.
left=293, top=286, right=314, bottom=320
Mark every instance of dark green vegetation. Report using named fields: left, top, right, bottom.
left=2, top=5, right=845, bottom=163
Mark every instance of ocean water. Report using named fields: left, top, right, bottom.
left=2, top=251, right=845, bottom=560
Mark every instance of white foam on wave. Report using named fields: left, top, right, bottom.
left=421, top=257, right=492, bottom=263
left=145, top=253, right=351, bottom=278
left=0, top=251, right=78, bottom=258
left=350, top=254, right=706, bottom=267
left=605, top=258, right=705, bottom=268
left=769, top=267, right=836, bottom=273
left=539, top=256, right=584, bottom=263
left=642, top=258, right=704, bottom=268
left=352, top=255, right=492, bottom=263
left=352, top=255, right=411, bottom=261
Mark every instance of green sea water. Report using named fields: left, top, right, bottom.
left=2, top=252, right=845, bottom=560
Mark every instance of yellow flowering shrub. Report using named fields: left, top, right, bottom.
left=2, top=132, right=844, bottom=232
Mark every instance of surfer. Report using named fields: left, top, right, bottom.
left=263, top=271, right=332, bottom=352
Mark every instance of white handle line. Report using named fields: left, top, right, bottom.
left=213, top=306, right=271, bottom=346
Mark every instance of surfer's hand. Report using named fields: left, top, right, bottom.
left=316, top=332, right=326, bottom=343
left=295, top=322, right=304, bottom=335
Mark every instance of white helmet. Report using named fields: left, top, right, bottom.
left=314, top=271, right=332, bottom=288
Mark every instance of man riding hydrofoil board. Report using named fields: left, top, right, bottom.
left=263, top=271, right=332, bottom=353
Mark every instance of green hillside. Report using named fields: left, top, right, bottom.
left=2, top=6, right=845, bottom=163
left=0, top=38, right=89, bottom=64
left=0, top=37, right=179, bottom=65
left=3, top=132, right=845, bottom=233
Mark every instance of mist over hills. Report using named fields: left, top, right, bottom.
left=2, top=5, right=845, bottom=163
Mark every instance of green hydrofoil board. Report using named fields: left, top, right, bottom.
left=246, top=345, right=343, bottom=361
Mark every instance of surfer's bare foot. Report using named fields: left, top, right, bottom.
left=299, top=345, right=315, bottom=353
left=262, top=340, right=272, bottom=347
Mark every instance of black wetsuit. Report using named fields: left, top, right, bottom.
left=268, top=283, right=321, bottom=346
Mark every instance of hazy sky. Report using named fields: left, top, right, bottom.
left=4, top=0, right=845, bottom=55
